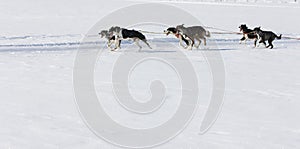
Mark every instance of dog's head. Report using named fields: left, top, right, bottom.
left=239, top=24, right=248, bottom=32
left=253, top=27, right=261, bottom=33
left=109, top=26, right=121, bottom=36
left=164, top=27, right=177, bottom=36
left=175, top=24, right=186, bottom=36
left=99, top=30, right=108, bottom=38
left=176, top=24, right=185, bottom=30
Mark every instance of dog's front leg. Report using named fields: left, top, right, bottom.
left=239, top=36, right=246, bottom=44
left=244, top=38, right=247, bottom=44
left=111, top=43, right=118, bottom=51
left=179, top=35, right=188, bottom=49
left=107, top=40, right=112, bottom=48
left=255, top=37, right=261, bottom=48
left=117, top=40, right=121, bottom=49
left=113, top=36, right=121, bottom=50
left=253, top=39, right=258, bottom=48
left=187, top=40, right=193, bottom=50
left=244, top=34, right=249, bottom=44
left=183, top=34, right=194, bottom=50
left=255, top=34, right=262, bottom=48
left=188, top=38, right=194, bottom=50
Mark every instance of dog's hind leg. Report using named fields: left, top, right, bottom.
left=258, top=39, right=267, bottom=48
left=267, top=39, right=274, bottom=49
left=142, top=39, right=152, bottom=49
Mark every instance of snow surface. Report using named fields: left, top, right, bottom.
left=0, top=0, right=300, bottom=149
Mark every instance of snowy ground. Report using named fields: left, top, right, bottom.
left=0, top=1, right=300, bottom=149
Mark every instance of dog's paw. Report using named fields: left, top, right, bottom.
left=110, top=48, right=118, bottom=51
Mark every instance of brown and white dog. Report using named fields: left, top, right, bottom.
left=239, top=24, right=258, bottom=47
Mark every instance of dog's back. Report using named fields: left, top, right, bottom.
left=244, top=28, right=254, bottom=34
left=239, top=24, right=258, bottom=41
left=109, top=27, right=151, bottom=50
left=254, top=27, right=281, bottom=40
left=245, top=29, right=258, bottom=39
left=177, top=25, right=209, bottom=39
left=122, top=29, right=146, bottom=40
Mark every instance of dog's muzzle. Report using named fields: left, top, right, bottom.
left=163, top=30, right=170, bottom=36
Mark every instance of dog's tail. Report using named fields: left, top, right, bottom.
left=205, top=31, right=211, bottom=38
left=142, top=39, right=152, bottom=49
left=276, top=34, right=282, bottom=40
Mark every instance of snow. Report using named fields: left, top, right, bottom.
left=0, top=0, right=300, bottom=149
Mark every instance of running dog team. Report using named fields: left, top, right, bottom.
left=99, top=24, right=282, bottom=51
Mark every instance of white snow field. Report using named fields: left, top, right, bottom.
left=1, top=0, right=300, bottom=149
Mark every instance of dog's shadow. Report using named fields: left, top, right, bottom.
left=194, top=48, right=239, bottom=51
left=140, top=50, right=177, bottom=53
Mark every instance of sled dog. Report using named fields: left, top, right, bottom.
left=99, top=30, right=120, bottom=50
left=239, top=24, right=258, bottom=47
left=176, top=24, right=211, bottom=50
left=164, top=27, right=191, bottom=49
left=109, top=26, right=152, bottom=51
left=253, top=27, right=282, bottom=49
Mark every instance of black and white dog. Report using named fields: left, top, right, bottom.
left=109, top=26, right=152, bottom=51
left=253, top=27, right=282, bottom=49
left=239, top=24, right=258, bottom=47
left=164, top=27, right=191, bottom=49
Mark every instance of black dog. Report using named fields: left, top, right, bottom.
left=253, top=27, right=282, bottom=49
left=239, top=24, right=258, bottom=46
